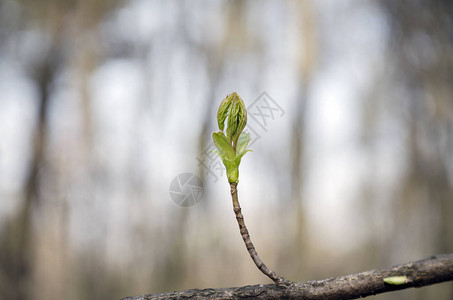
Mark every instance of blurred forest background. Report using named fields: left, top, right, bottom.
left=0, top=0, right=452, bottom=299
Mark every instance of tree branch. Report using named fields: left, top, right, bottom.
left=121, top=253, right=453, bottom=299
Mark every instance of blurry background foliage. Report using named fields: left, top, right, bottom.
left=0, top=0, right=452, bottom=299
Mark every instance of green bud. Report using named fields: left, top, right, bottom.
left=383, top=276, right=408, bottom=285
left=212, top=93, right=251, bottom=183
left=216, top=93, right=247, bottom=151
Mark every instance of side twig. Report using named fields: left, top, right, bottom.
left=229, top=182, right=288, bottom=285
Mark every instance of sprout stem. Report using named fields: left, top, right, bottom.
left=229, top=182, right=288, bottom=285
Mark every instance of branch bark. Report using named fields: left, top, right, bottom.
left=121, top=253, right=453, bottom=300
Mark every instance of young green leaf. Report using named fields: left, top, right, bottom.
left=236, top=132, right=251, bottom=154
left=212, top=131, right=235, bottom=160
left=234, top=149, right=252, bottom=166
left=217, top=96, right=232, bottom=132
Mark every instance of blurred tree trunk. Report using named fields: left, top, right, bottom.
left=285, top=0, right=317, bottom=280
left=0, top=44, right=55, bottom=300
left=377, top=1, right=453, bottom=298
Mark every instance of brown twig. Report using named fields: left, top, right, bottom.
left=229, top=182, right=288, bottom=285
left=122, top=253, right=453, bottom=299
